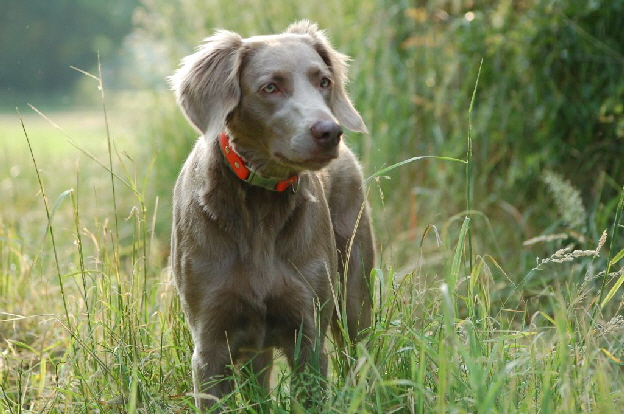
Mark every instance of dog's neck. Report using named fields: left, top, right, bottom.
left=218, top=132, right=299, bottom=192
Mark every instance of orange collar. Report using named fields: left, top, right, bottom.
left=219, top=132, right=299, bottom=192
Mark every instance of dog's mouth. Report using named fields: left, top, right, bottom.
left=274, top=151, right=337, bottom=170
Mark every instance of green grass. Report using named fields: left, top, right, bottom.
left=2, top=82, right=623, bottom=414
left=2, top=0, right=624, bottom=411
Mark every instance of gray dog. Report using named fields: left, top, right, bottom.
left=170, top=20, right=374, bottom=411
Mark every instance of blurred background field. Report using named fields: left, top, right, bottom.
left=2, top=0, right=624, bottom=412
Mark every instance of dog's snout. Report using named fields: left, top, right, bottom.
left=310, top=120, right=342, bottom=148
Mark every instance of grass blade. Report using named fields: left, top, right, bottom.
left=19, top=109, right=72, bottom=329
left=365, top=155, right=465, bottom=182
left=449, top=216, right=471, bottom=294
left=600, top=184, right=624, bottom=308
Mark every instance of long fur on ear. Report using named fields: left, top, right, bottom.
left=286, top=21, right=368, bottom=134
left=169, top=31, right=244, bottom=139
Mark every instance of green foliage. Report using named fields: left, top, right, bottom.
left=387, top=0, right=624, bottom=275
left=441, top=0, right=624, bottom=197
left=444, top=4, right=622, bottom=175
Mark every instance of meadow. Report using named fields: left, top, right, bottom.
left=2, top=0, right=623, bottom=412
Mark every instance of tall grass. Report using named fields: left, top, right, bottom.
left=3, top=62, right=624, bottom=414
left=2, top=0, right=624, bottom=412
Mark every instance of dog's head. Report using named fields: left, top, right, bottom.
left=170, top=21, right=367, bottom=174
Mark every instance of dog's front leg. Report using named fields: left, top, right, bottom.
left=188, top=291, right=270, bottom=411
left=192, top=340, right=235, bottom=411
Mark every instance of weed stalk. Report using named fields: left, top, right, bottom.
left=19, top=110, right=72, bottom=330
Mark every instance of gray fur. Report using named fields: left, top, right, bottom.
left=170, top=20, right=374, bottom=411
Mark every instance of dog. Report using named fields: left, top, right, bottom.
left=169, top=20, right=374, bottom=411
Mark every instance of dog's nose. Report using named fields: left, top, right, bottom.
left=310, top=120, right=343, bottom=149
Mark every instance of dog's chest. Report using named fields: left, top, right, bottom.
left=234, top=200, right=331, bottom=272
left=225, top=192, right=336, bottom=297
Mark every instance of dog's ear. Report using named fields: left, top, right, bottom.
left=286, top=21, right=368, bottom=134
left=170, top=31, right=244, bottom=139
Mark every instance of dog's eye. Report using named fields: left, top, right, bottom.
left=320, top=77, right=332, bottom=88
left=261, top=83, right=279, bottom=94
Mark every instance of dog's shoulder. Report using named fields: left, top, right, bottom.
left=324, top=143, right=365, bottom=195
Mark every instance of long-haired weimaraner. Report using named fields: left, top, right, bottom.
left=170, top=20, right=374, bottom=411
